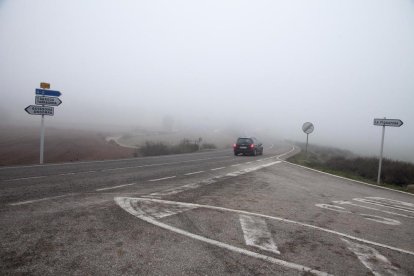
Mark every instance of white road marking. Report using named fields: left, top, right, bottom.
left=239, top=214, right=280, bottom=254
left=145, top=161, right=281, bottom=198
left=1, top=156, right=231, bottom=182
left=276, top=146, right=296, bottom=159
left=125, top=197, right=414, bottom=256
left=4, top=175, right=48, bottom=182
left=365, top=197, right=414, bottom=210
left=96, top=183, right=137, bottom=191
left=316, top=203, right=401, bottom=225
left=333, top=200, right=414, bottom=219
left=353, top=198, right=414, bottom=214
left=148, top=176, right=176, bottom=182
left=231, top=163, right=241, bottom=167
left=9, top=194, right=73, bottom=206
left=359, top=214, right=401, bottom=226
left=115, top=197, right=331, bottom=276
left=315, top=204, right=351, bottom=213
left=342, top=238, right=401, bottom=276
left=184, top=171, right=205, bottom=176
left=211, top=167, right=225, bottom=171
left=245, top=161, right=252, bottom=164
left=284, top=161, right=414, bottom=196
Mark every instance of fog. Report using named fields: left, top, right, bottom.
left=1, top=0, right=413, bottom=162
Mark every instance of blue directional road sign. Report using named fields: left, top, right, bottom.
left=35, top=88, right=61, bottom=97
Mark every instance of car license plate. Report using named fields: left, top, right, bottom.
left=240, top=146, right=247, bottom=149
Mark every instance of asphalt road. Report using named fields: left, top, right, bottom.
left=1, top=142, right=413, bottom=275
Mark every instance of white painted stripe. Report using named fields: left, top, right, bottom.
left=145, top=161, right=281, bottom=198
left=284, top=160, right=414, bottom=197
left=315, top=204, right=351, bottom=213
left=211, top=167, right=225, bottom=171
left=359, top=214, right=401, bottom=226
left=96, top=183, right=136, bottom=191
left=239, top=214, right=280, bottom=254
left=9, top=194, right=72, bottom=206
left=245, top=161, right=252, bottom=164
left=4, top=175, right=47, bottom=182
left=184, top=171, right=205, bottom=176
left=231, top=163, right=241, bottom=167
left=0, top=148, right=232, bottom=170
left=365, top=197, right=414, bottom=210
left=148, top=176, right=176, bottom=182
left=276, top=146, right=296, bottom=159
left=115, top=197, right=331, bottom=276
left=1, top=156, right=231, bottom=182
left=333, top=200, right=414, bottom=219
left=342, top=238, right=401, bottom=276
left=353, top=198, right=414, bottom=214
left=132, top=198, right=414, bottom=256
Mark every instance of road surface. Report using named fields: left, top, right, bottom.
left=1, top=142, right=413, bottom=275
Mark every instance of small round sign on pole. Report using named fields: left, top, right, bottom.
left=302, top=122, right=314, bottom=155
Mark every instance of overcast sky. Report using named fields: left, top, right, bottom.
left=1, top=0, right=413, bottom=161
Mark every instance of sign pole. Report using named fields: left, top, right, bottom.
left=306, top=133, right=309, bottom=154
left=377, top=122, right=386, bottom=184
left=40, top=114, right=45, bottom=164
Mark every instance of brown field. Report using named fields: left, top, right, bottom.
left=0, top=126, right=135, bottom=166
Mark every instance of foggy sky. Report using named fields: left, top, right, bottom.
left=1, top=0, right=413, bottom=162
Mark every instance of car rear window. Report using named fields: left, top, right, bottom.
left=237, top=138, right=253, bottom=144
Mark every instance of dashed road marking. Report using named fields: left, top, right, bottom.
left=96, top=183, right=137, bottom=191
left=231, top=164, right=241, bottom=167
left=148, top=176, right=176, bottom=182
left=211, top=167, right=225, bottom=171
left=184, top=171, right=205, bottom=176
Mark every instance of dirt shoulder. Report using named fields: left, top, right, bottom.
left=0, top=126, right=135, bottom=166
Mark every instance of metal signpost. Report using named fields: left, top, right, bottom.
left=373, top=118, right=404, bottom=184
left=25, top=83, right=62, bottom=164
left=302, top=122, right=314, bottom=155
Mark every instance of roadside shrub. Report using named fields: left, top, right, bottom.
left=139, top=139, right=200, bottom=156
left=201, top=143, right=217, bottom=150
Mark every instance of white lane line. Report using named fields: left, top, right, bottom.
left=333, top=200, right=414, bottom=219
left=276, top=146, right=296, bottom=159
left=315, top=204, right=351, bottom=213
left=133, top=197, right=414, bottom=256
left=9, top=194, right=72, bottom=206
left=231, top=164, right=241, bottom=167
left=115, top=197, right=331, bottom=276
left=148, top=176, right=176, bottom=182
left=96, top=183, right=137, bottom=191
left=211, top=167, right=226, bottom=171
left=284, top=160, right=414, bottom=196
left=239, top=214, right=280, bottom=254
left=342, top=238, right=401, bottom=276
left=256, top=159, right=264, bottom=162
left=145, top=161, right=281, bottom=198
left=1, top=156, right=231, bottom=182
left=245, top=161, right=252, bottom=164
left=4, top=175, right=48, bottom=182
left=184, top=171, right=205, bottom=176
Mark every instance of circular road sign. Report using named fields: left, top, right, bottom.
left=302, top=122, right=314, bottom=134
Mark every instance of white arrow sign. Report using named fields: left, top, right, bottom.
left=373, top=118, right=403, bottom=127
left=24, top=105, right=54, bottom=116
left=35, top=96, right=62, bottom=106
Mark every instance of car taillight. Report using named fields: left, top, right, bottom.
left=250, top=144, right=254, bottom=148
left=233, top=144, right=237, bottom=148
